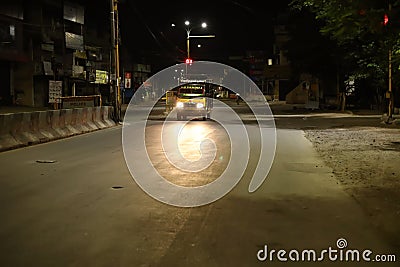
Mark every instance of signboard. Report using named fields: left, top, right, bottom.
left=124, top=72, right=131, bottom=89
left=64, top=2, right=84, bottom=24
left=72, top=65, right=84, bottom=78
left=43, top=61, right=54, bottom=76
left=95, top=70, right=108, bottom=84
left=74, top=50, right=87, bottom=59
left=65, top=32, right=84, bottom=50
left=62, top=96, right=96, bottom=108
left=48, top=80, right=62, bottom=103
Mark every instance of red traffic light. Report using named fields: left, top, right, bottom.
left=384, top=13, right=389, bottom=26
left=185, top=58, right=193, bottom=64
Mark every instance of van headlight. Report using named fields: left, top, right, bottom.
left=176, top=102, right=184, bottom=108
left=196, top=103, right=204, bottom=109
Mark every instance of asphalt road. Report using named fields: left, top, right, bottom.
left=0, top=102, right=398, bottom=267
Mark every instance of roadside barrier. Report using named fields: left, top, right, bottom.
left=0, top=106, right=116, bottom=152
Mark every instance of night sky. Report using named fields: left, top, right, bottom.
left=118, top=0, right=290, bottom=68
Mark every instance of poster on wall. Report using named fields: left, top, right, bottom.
left=49, top=80, right=62, bottom=103
left=124, top=72, right=132, bottom=89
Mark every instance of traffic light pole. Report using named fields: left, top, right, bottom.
left=388, top=48, right=393, bottom=121
left=387, top=3, right=394, bottom=123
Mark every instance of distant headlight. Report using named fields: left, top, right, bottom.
left=196, top=103, right=204, bottom=109
left=176, top=102, right=184, bottom=108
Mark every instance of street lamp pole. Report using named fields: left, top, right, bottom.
left=186, top=30, right=191, bottom=58
left=184, top=21, right=215, bottom=60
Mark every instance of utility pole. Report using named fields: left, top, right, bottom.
left=387, top=2, right=394, bottom=122
left=388, top=47, right=393, bottom=121
left=110, top=0, right=121, bottom=122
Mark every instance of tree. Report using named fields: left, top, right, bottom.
left=290, top=0, right=400, bottom=111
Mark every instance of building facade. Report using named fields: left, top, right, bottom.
left=264, top=24, right=293, bottom=101
left=0, top=0, right=112, bottom=108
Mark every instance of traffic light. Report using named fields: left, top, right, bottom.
left=382, top=6, right=400, bottom=29
left=384, top=13, right=389, bottom=26
left=185, top=58, right=193, bottom=64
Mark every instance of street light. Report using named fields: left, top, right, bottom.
left=183, top=20, right=215, bottom=59
left=170, top=20, right=215, bottom=79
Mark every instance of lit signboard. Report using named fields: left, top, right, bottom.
left=95, top=70, right=109, bottom=84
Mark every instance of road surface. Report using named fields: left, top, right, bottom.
left=0, top=102, right=398, bottom=266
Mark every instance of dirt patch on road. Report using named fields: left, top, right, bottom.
left=304, top=127, right=400, bottom=249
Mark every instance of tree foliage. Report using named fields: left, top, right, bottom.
left=290, top=0, right=400, bottom=91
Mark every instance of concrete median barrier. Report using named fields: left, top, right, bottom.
left=102, top=106, right=116, bottom=127
left=0, top=106, right=116, bottom=152
left=0, top=114, right=21, bottom=151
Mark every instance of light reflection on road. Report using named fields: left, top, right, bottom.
left=145, top=120, right=230, bottom=187
left=177, top=123, right=213, bottom=162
